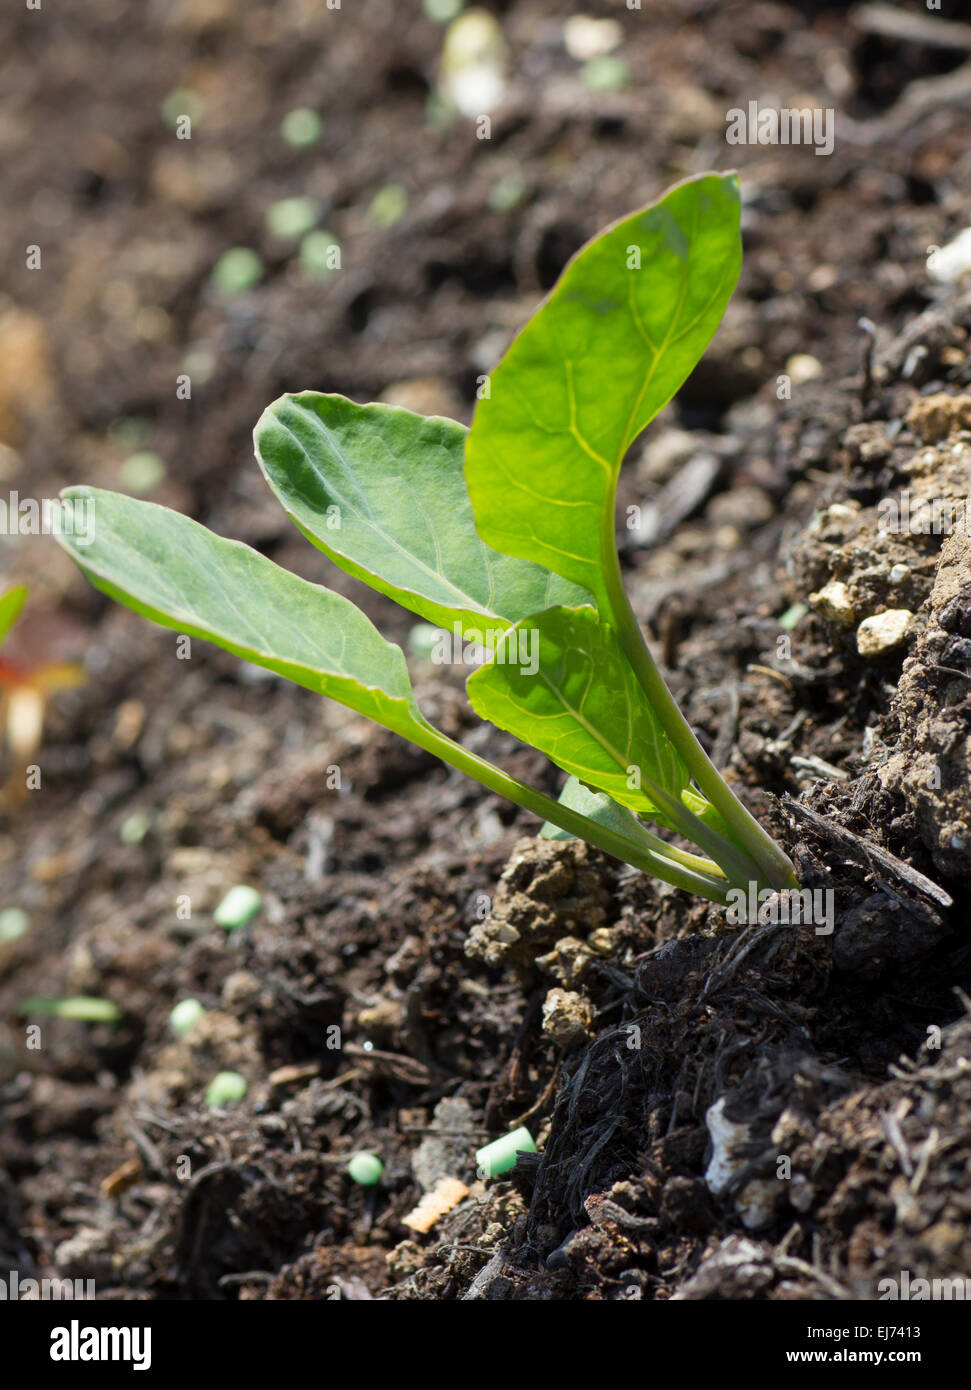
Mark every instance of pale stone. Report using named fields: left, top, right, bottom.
left=856, top=609, right=914, bottom=656
left=810, top=579, right=855, bottom=624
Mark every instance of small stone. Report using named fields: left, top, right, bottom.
left=856, top=609, right=914, bottom=657
left=809, top=579, right=855, bottom=625
left=535, top=935, right=594, bottom=987
left=927, top=228, right=971, bottom=285
left=889, top=564, right=909, bottom=584
left=563, top=16, right=622, bottom=61
left=541, top=988, right=594, bottom=1048
left=737, top=1178, right=783, bottom=1231
left=785, top=353, right=823, bottom=385
left=587, top=926, right=620, bottom=955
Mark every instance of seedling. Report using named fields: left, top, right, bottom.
left=0, top=907, right=30, bottom=943
left=477, top=1125, right=536, bottom=1178
left=347, top=1152, right=384, bottom=1186
left=56, top=174, right=797, bottom=905
left=0, top=584, right=86, bottom=800
left=214, top=885, right=262, bottom=931
left=211, top=247, right=263, bottom=294
left=205, top=1070, right=247, bottom=1107
left=169, top=998, right=206, bottom=1036
left=280, top=108, right=323, bottom=148
left=17, top=996, right=122, bottom=1023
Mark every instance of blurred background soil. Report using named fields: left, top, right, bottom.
left=1, top=0, right=970, bottom=1299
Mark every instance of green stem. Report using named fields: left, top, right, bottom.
left=602, top=548, right=798, bottom=893
left=627, top=772, right=765, bottom=889
left=407, top=721, right=732, bottom=904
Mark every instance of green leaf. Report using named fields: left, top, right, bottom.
left=467, top=605, right=688, bottom=823
left=18, top=995, right=122, bottom=1022
left=254, top=393, right=589, bottom=640
left=681, top=784, right=743, bottom=844
left=54, top=487, right=437, bottom=746
left=540, top=774, right=663, bottom=846
left=465, top=173, right=741, bottom=613
left=0, top=585, right=28, bottom=647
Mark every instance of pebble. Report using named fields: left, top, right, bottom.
left=785, top=353, right=823, bottom=385
left=927, top=227, right=971, bottom=284
left=564, top=16, right=622, bottom=61
left=541, top=987, right=594, bottom=1047
left=856, top=609, right=914, bottom=657
left=809, top=579, right=855, bottom=625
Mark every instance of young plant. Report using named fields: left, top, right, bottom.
left=0, top=584, right=86, bottom=801
left=55, top=173, right=797, bottom=904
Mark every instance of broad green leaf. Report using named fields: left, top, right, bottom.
left=467, top=604, right=688, bottom=823
left=55, top=487, right=437, bottom=746
left=0, top=585, right=28, bottom=647
left=254, top=393, right=589, bottom=641
left=540, top=773, right=664, bottom=846
left=465, top=173, right=742, bottom=614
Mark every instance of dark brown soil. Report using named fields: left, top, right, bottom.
left=2, top=0, right=971, bottom=1302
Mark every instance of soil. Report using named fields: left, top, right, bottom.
left=2, top=0, right=971, bottom=1302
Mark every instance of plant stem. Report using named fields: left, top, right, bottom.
left=626, top=772, right=765, bottom=889
left=602, top=549, right=799, bottom=893
left=407, top=721, right=733, bottom=904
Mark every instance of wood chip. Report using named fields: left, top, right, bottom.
left=402, top=1176, right=469, bottom=1234
left=268, top=1061, right=320, bottom=1087
left=100, top=1157, right=143, bottom=1198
